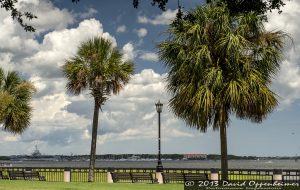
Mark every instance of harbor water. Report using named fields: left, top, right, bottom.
left=1, top=159, right=299, bottom=169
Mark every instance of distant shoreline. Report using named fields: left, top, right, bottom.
left=1, top=154, right=299, bottom=161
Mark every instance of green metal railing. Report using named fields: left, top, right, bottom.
left=0, top=167, right=299, bottom=183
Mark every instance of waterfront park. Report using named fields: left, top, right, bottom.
left=0, top=0, right=299, bottom=189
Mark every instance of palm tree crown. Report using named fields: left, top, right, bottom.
left=63, top=37, right=134, bottom=106
left=0, top=68, right=36, bottom=134
left=62, top=37, right=134, bottom=182
left=159, top=3, right=287, bottom=180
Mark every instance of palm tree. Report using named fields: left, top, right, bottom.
left=159, top=3, right=287, bottom=180
left=62, top=37, right=134, bottom=182
left=0, top=67, right=36, bottom=134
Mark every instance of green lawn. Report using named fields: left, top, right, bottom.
left=2, top=181, right=298, bottom=190
left=0, top=181, right=182, bottom=190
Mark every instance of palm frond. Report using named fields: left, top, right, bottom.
left=62, top=37, right=134, bottom=106
left=0, top=68, right=35, bottom=134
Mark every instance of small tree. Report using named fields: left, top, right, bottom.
left=159, top=3, right=287, bottom=180
left=62, top=37, right=134, bottom=182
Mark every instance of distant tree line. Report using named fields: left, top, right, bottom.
left=3, top=154, right=299, bottom=161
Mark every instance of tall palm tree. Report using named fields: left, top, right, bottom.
left=62, top=37, right=134, bottom=182
left=0, top=67, right=36, bottom=134
left=159, top=3, right=287, bottom=180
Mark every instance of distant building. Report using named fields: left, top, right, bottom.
left=184, top=154, right=207, bottom=160
left=128, top=155, right=140, bottom=160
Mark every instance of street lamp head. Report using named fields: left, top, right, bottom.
left=155, top=100, right=163, bottom=113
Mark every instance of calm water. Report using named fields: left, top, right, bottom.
left=1, top=160, right=300, bottom=169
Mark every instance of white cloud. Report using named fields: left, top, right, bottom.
left=19, top=0, right=74, bottom=33
left=138, top=9, right=177, bottom=25
left=19, top=18, right=116, bottom=78
left=265, top=1, right=300, bottom=108
left=122, top=43, right=135, bottom=61
left=77, top=8, right=98, bottom=19
left=0, top=1, right=194, bottom=155
left=0, top=16, right=38, bottom=55
left=139, top=52, right=159, bottom=62
left=0, top=53, right=14, bottom=71
left=116, top=25, right=127, bottom=33
left=0, top=0, right=76, bottom=63
left=136, top=28, right=148, bottom=38
left=0, top=0, right=298, bottom=157
left=0, top=133, right=20, bottom=142
left=68, top=69, right=194, bottom=146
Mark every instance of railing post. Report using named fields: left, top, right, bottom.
left=155, top=171, right=163, bottom=184
left=210, top=168, right=219, bottom=181
left=107, top=168, right=114, bottom=183
left=64, top=168, right=71, bottom=182
left=273, top=169, right=283, bottom=183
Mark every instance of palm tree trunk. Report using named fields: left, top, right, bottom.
left=88, top=98, right=100, bottom=182
left=220, top=122, right=228, bottom=181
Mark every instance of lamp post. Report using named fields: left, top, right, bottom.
left=155, top=100, right=163, bottom=172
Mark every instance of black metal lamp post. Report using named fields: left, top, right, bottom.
left=155, top=100, right=163, bottom=172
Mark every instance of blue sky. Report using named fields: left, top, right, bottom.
left=0, top=0, right=300, bottom=157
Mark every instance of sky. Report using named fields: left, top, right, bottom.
left=0, top=0, right=300, bottom=157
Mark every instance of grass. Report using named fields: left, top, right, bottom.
left=1, top=181, right=298, bottom=190
left=0, top=181, right=182, bottom=190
